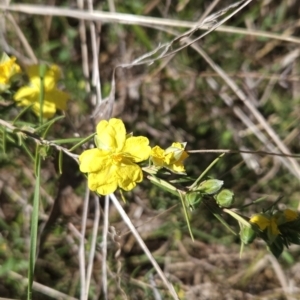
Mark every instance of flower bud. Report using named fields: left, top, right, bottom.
left=186, top=191, right=203, bottom=208
left=215, top=189, right=234, bottom=207
left=240, top=226, right=256, bottom=244
left=197, top=179, right=223, bottom=195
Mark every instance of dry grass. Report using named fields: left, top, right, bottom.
left=0, top=0, right=300, bottom=299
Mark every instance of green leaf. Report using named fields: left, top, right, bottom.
left=69, top=132, right=96, bottom=152
left=147, top=175, right=179, bottom=197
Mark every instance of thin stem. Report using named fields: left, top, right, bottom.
left=110, top=193, right=179, bottom=300
left=27, top=147, right=41, bottom=300
left=85, top=195, right=100, bottom=299
left=102, top=195, right=109, bottom=300
left=79, top=184, right=90, bottom=300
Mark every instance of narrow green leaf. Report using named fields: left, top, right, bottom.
left=147, top=175, right=179, bottom=196
left=179, top=191, right=194, bottom=241
left=68, top=133, right=96, bottom=152
left=22, top=142, right=35, bottom=162
left=27, top=148, right=41, bottom=300
left=35, top=115, right=65, bottom=134
left=223, top=208, right=251, bottom=227
left=12, top=104, right=34, bottom=125
left=51, top=137, right=84, bottom=144
left=211, top=210, right=237, bottom=236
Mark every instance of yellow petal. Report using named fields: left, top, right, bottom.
left=14, top=85, right=38, bottom=102
left=284, top=209, right=298, bottom=222
left=269, top=217, right=280, bottom=235
left=117, top=163, right=143, bottom=191
left=47, top=64, right=61, bottom=82
left=171, top=142, right=184, bottom=149
left=170, top=161, right=186, bottom=173
left=32, top=101, right=56, bottom=118
left=26, top=65, right=39, bottom=78
left=164, top=152, right=174, bottom=165
left=96, top=118, right=126, bottom=151
left=250, top=214, right=270, bottom=230
left=43, top=75, right=56, bottom=91
left=79, top=148, right=110, bottom=173
left=0, top=54, right=21, bottom=89
left=96, top=181, right=118, bottom=195
left=123, top=136, right=151, bottom=162
left=151, top=146, right=165, bottom=167
left=88, top=171, right=118, bottom=194
left=45, top=89, right=69, bottom=110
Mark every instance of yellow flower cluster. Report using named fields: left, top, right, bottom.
left=0, top=52, right=21, bottom=91
left=79, top=119, right=189, bottom=195
left=250, top=209, right=299, bottom=241
left=14, top=64, right=69, bottom=118
left=151, top=142, right=188, bottom=174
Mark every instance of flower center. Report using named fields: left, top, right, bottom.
left=112, top=153, right=123, bottom=164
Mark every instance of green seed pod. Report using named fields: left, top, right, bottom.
left=215, top=189, right=234, bottom=207
left=240, top=226, right=256, bottom=244
left=186, top=191, right=203, bottom=208
left=197, top=179, right=223, bottom=195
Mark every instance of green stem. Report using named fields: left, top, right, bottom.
left=190, top=153, right=225, bottom=190
left=27, top=146, right=41, bottom=300
left=178, top=191, right=194, bottom=241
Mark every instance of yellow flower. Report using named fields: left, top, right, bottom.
left=151, top=142, right=188, bottom=174
left=283, top=209, right=298, bottom=222
left=0, top=52, right=21, bottom=91
left=79, top=118, right=151, bottom=195
left=14, top=64, right=68, bottom=118
left=250, top=214, right=280, bottom=236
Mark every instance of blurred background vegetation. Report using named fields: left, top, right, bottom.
left=0, top=0, right=300, bottom=299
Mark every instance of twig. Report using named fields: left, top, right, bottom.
left=188, top=149, right=300, bottom=159
left=87, top=0, right=102, bottom=106
left=6, top=270, right=78, bottom=300
left=6, top=12, right=38, bottom=63
left=1, top=4, right=300, bottom=44
left=0, top=119, right=79, bottom=160
left=77, top=0, right=91, bottom=94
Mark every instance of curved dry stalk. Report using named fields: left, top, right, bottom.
left=1, top=4, right=300, bottom=45
left=76, top=0, right=91, bottom=95
left=102, top=195, right=110, bottom=300
left=6, top=13, right=38, bottom=63
left=7, top=270, right=78, bottom=300
left=85, top=194, right=101, bottom=300
left=79, top=184, right=90, bottom=300
left=87, top=0, right=102, bottom=106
